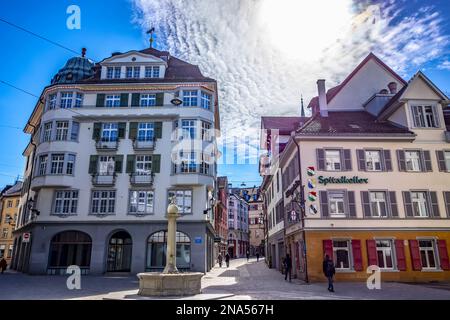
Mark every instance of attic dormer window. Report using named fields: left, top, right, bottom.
left=145, top=66, right=160, bottom=78
left=411, top=105, right=439, bottom=128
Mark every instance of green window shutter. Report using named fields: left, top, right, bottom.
left=152, top=154, right=161, bottom=173
left=89, top=155, right=98, bottom=174
left=93, top=123, right=102, bottom=140
left=154, top=122, right=163, bottom=139
left=120, top=93, right=129, bottom=107
left=126, top=155, right=135, bottom=174
left=115, top=155, right=123, bottom=173
left=118, top=122, right=126, bottom=139
left=96, top=94, right=105, bottom=107
left=156, top=93, right=164, bottom=106
left=131, top=93, right=140, bottom=107
left=129, top=122, right=138, bottom=140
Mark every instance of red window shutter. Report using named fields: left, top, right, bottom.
left=395, top=240, right=407, bottom=271
left=323, top=239, right=333, bottom=260
left=409, top=240, right=422, bottom=271
left=352, top=240, right=363, bottom=271
left=438, top=240, right=450, bottom=270
left=366, top=240, right=378, bottom=266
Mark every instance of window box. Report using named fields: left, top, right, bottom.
left=92, top=174, right=116, bottom=186
left=130, top=172, right=154, bottom=185
left=95, top=140, right=118, bottom=150
left=133, top=138, right=155, bottom=150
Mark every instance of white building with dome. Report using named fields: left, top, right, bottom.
left=11, top=46, right=220, bottom=275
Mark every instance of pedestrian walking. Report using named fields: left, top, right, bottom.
left=0, top=257, right=7, bottom=274
left=256, top=252, right=260, bottom=262
left=218, top=253, right=223, bottom=267
left=323, top=255, right=336, bottom=292
left=246, top=249, right=250, bottom=261
left=225, top=253, right=230, bottom=268
left=284, top=254, right=292, bottom=282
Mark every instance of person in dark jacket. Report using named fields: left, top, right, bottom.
left=225, top=253, right=230, bottom=268
left=323, top=255, right=336, bottom=292
left=284, top=254, right=292, bottom=282
left=218, top=253, right=223, bottom=267
left=0, top=257, right=7, bottom=274
left=246, top=250, right=250, bottom=261
left=256, top=252, right=260, bottom=262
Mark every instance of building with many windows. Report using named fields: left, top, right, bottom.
left=274, top=53, right=450, bottom=282
left=227, top=191, right=249, bottom=258
left=11, top=46, right=220, bottom=275
left=214, top=177, right=229, bottom=258
left=0, top=181, right=22, bottom=265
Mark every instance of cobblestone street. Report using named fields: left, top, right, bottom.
left=1, top=258, right=450, bottom=300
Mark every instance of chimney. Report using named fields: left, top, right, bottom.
left=317, top=79, right=328, bottom=117
left=388, top=82, right=397, bottom=94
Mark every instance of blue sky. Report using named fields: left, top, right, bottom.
left=0, top=0, right=449, bottom=189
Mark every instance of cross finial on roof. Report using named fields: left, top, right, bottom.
left=147, top=27, right=155, bottom=48
left=300, top=94, right=305, bottom=117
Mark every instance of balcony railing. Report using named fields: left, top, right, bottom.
left=92, top=174, right=116, bottom=186
left=133, top=138, right=156, bottom=150
left=130, top=172, right=154, bottom=185
left=96, top=140, right=119, bottom=150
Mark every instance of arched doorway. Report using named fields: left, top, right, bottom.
left=146, top=231, right=191, bottom=271
left=107, top=231, right=132, bottom=272
left=48, top=231, right=92, bottom=275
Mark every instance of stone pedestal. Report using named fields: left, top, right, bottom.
left=137, top=272, right=204, bottom=296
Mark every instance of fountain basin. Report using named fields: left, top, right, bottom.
left=137, top=272, right=204, bottom=296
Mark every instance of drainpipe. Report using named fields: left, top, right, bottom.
left=291, top=133, right=309, bottom=284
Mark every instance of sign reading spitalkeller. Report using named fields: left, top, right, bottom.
left=318, top=176, right=369, bottom=186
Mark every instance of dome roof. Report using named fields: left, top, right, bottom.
left=51, top=56, right=95, bottom=84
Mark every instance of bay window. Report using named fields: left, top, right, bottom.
left=75, top=93, right=83, bottom=107
left=55, top=121, right=69, bottom=141
left=60, top=92, right=73, bottom=108
left=183, top=90, right=198, bottom=107
left=42, top=122, right=52, bottom=142
left=181, top=120, right=196, bottom=139
left=38, top=155, right=48, bottom=176
left=201, top=92, right=211, bottom=110
left=48, top=94, right=57, bottom=110
left=50, top=154, right=65, bottom=174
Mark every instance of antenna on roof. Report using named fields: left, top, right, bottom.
left=147, top=27, right=155, bottom=48
left=300, top=94, right=305, bottom=117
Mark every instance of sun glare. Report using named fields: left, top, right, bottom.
left=258, top=0, right=353, bottom=60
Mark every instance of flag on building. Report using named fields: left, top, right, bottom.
left=307, top=167, right=315, bottom=176
left=308, top=191, right=317, bottom=202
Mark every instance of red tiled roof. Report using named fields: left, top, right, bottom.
left=261, top=116, right=309, bottom=135
left=296, top=111, right=414, bottom=136
left=307, top=53, right=406, bottom=110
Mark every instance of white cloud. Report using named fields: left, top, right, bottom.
left=132, top=0, right=448, bottom=153
left=438, top=60, right=450, bottom=71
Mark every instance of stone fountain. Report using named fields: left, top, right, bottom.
left=137, top=199, right=203, bottom=296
